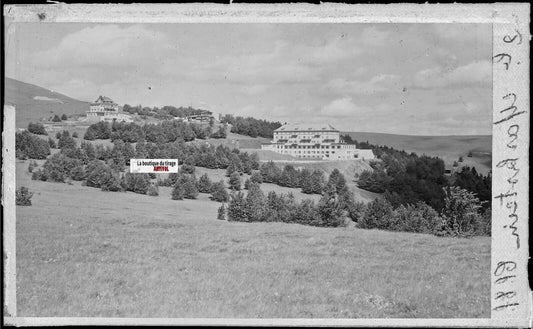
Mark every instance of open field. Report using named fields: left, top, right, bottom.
left=345, top=132, right=491, bottom=175
left=16, top=161, right=490, bottom=318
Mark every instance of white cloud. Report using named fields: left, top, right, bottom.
left=31, top=25, right=174, bottom=70
left=321, top=97, right=362, bottom=117
left=324, top=74, right=401, bottom=95
left=413, top=60, right=491, bottom=89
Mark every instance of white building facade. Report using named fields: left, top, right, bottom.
left=86, top=96, right=133, bottom=123
left=261, top=123, right=374, bottom=160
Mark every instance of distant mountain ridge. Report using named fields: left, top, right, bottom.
left=4, top=77, right=90, bottom=128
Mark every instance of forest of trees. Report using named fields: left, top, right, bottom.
left=16, top=131, right=51, bottom=159
left=122, top=104, right=210, bottom=120
left=27, top=122, right=47, bottom=135
left=351, top=137, right=491, bottom=212
left=221, top=114, right=282, bottom=138
left=83, top=120, right=225, bottom=143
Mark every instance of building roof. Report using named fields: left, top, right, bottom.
left=94, top=95, right=115, bottom=104
left=275, top=123, right=339, bottom=132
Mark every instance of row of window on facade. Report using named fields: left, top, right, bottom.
left=275, top=144, right=351, bottom=149
left=283, top=150, right=337, bottom=154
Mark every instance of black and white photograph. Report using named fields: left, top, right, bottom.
left=3, top=3, right=530, bottom=326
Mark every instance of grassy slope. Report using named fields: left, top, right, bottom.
left=5, top=77, right=90, bottom=128
left=345, top=132, right=491, bottom=175
left=16, top=161, right=489, bottom=318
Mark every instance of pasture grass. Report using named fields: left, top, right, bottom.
left=15, top=161, right=490, bottom=318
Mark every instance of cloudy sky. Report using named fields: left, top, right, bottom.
left=6, top=23, right=492, bottom=135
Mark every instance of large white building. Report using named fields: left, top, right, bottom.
left=261, top=123, right=375, bottom=160
left=86, top=96, right=133, bottom=123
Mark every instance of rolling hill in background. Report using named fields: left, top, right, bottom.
left=4, top=77, right=90, bottom=128
left=344, top=131, right=492, bottom=175
left=5, top=78, right=491, bottom=174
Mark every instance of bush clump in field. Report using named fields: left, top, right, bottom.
left=70, top=165, right=86, bottom=181
left=33, top=153, right=82, bottom=183
left=229, top=172, right=241, bottom=191
left=227, top=182, right=348, bottom=227
left=27, top=122, right=47, bottom=135
left=52, top=114, right=62, bottom=122
left=48, top=137, right=57, bottom=149
left=301, top=169, right=325, bottom=194
left=250, top=171, right=263, bottom=184
left=293, top=199, right=319, bottom=225
left=394, top=202, right=443, bottom=234
left=182, top=175, right=199, bottom=199
left=358, top=198, right=395, bottom=230
left=16, top=131, right=51, bottom=159
left=316, top=183, right=345, bottom=227
left=122, top=173, right=151, bottom=194
left=171, top=174, right=198, bottom=200
left=171, top=183, right=184, bottom=200
left=227, top=192, right=247, bottom=221
left=279, top=165, right=301, bottom=188
left=27, top=160, right=38, bottom=173
left=85, top=160, right=122, bottom=191
left=260, top=161, right=282, bottom=184
left=265, top=191, right=296, bottom=223
left=84, top=121, right=111, bottom=140
left=210, top=180, right=229, bottom=202
left=217, top=203, right=226, bottom=220
left=147, top=183, right=159, bottom=196
left=61, top=114, right=68, bottom=121
left=197, top=173, right=212, bottom=193
left=57, top=131, right=76, bottom=150
left=244, top=182, right=269, bottom=222
left=441, top=186, right=485, bottom=237
left=16, top=186, right=33, bottom=206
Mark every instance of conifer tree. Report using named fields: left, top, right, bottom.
left=229, top=172, right=241, bottom=191
left=300, top=168, right=312, bottom=194
left=227, top=191, right=247, bottom=222
left=211, top=180, right=229, bottom=202
left=250, top=171, right=263, bottom=184
left=244, top=182, right=268, bottom=221
left=244, top=177, right=251, bottom=190
left=217, top=203, right=226, bottom=220
left=198, top=173, right=213, bottom=193
left=317, top=183, right=344, bottom=227
left=171, top=182, right=184, bottom=200
left=181, top=175, right=199, bottom=199
left=309, top=170, right=325, bottom=194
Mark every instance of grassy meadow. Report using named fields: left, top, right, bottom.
left=16, top=161, right=490, bottom=318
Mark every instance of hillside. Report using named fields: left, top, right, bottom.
left=15, top=160, right=490, bottom=318
left=345, top=132, right=492, bottom=175
left=4, top=77, right=90, bottom=128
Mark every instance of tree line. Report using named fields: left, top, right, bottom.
left=220, top=114, right=282, bottom=138
left=122, top=104, right=211, bottom=120
left=84, top=120, right=226, bottom=143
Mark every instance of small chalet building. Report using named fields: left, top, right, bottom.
left=261, top=123, right=375, bottom=160
left=86, top=96, right=132, bottom=123
left=186, top=112, right=214, bottom=124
